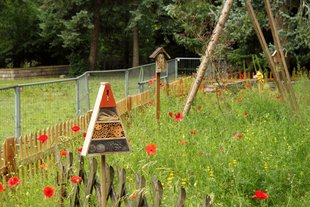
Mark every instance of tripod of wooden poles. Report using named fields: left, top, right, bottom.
left=182, top=0, right=301, bottom=121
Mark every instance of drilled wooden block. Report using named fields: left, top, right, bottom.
left=92, top=122, right=125, bottom=139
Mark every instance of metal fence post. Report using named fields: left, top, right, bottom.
left=125, top=70, right=129, bottom=96
left=175, top=59, right=178, bottom=80
left=14, top=86, right=21, bottom=140
left=75, top=79, right=80, bottom=116
left=85, top=73, right=90, bottom=110
left=138, top=66, right=144, bottom=93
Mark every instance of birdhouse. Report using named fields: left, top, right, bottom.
left=81, top=82, right=130, bottom=156
left=149, top=47, right=171, bottom=73
left=272, top=49, right=287, bottom=65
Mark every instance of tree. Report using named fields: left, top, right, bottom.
left=0, top=0, right=42, bottom=67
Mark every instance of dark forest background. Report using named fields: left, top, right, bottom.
left=0, top=0, right=309, bottom=75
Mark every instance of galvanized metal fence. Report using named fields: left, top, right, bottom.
left=0, top=58, right=201, bottom=140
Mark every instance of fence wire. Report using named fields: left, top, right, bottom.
left=0, top=88, right=15, bottom=138
left=19, top=80, right=77, bottom=136
left=0, top=58, right=198, bottom=141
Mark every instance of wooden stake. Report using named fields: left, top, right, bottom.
left=101, top=155, right=107, bottom=207
left=244, top=0, right=287, bottom=102
left=264, top=0, right=301, bottom=117
left=156, top=73, right=160, bottom=122
left=183, top=0, right=234, bottom=116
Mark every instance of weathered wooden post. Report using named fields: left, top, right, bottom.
left=149, top=47, right=171, bottom=123
left=4, top=137, right=16, bottom=177
left=81, top=83, right=130, bottom=207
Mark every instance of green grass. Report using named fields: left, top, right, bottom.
left=0, top=74, right=129, bottom=143
left=1, top=77, right=310, bottom=206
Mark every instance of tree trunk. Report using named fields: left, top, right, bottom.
left=132, top=26, right=139, bottom=67
left=89, top=0, right=102, bottom=70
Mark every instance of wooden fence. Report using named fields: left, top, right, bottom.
left=0, top=90, right=151, bottom=180
left=55, top=148, right=212, bottom=207
left=0, top=76, right=191, bottom=180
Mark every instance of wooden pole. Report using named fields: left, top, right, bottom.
left=264, top=0, right=301, bottom=117
left=183, top=0, right=234, bottom=116
left=156, top=73, right=161, bottom=122
left=245, top=0, right=287, bottom=102
left=4, top=137, right=16, bottom=177
left=101, top=155, right=107, bottom=207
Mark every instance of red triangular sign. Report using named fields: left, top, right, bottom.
left=100, top=84, right=116, bottom=108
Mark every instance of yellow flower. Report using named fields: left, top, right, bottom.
left=233, top=159, right=237, bottom=167
left=181, top=178, right=187, bottom=186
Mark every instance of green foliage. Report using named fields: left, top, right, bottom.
left=0, top=0, right=41, bottom=67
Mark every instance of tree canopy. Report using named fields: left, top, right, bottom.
left=0, top=0, right=309, bottom=74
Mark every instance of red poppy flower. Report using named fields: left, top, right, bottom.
left=243, top=112, right=248, bottom=117
left=240, top=91, right=245, bottom=95
left=0, top=184, right=6, bottom=192
left=236, top=133, right=243, bottom=138
left=77, top=147, right=82, bottom=153
left=83, top=132, right=86, bottom=138
left=145, top=144, right=156, bottom=156
left=239, top=74, right=244, bottom=79
left=197, top=105, right=202, bottom=111
left=190, top=130, right=196, bottom=135
left=245, top=83, right=251, bottom=89
left=168, top=112, right=173, bottom=117
left=237, top=97, right=242, bottom=102
left=252, top=190, right=268, bottom=200
left=216, top=92, right=222, bottom=97
left=40, top=163, right=46, bottom=170
left=71, top=176, right=82, bottom=184
left=153, top=74, right=157, bottom=79
left=276, top=95, right=282, bottom=99
left=132, top=193, right=137, bottom=199
left=160, top=82, right=164, bottom=87
left=43, top=186, right=55, bottom=198
left=7, top=176, right=21, bottom=188
left=149, top=101, right=155, bottom=105
left=219, top=147, right=225, bottom=150
left=37, top=134, right=48, bottom=143
left=174, top=112, right=184, bottom=121
left=149, top=79, right=154, bottom=85
left=60, top=151, right=67, bottom=156
left=71, top=125, right=80, bottom=132
left=179, top=139, right=188, bottom=145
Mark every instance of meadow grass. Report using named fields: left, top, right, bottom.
left=0, top=75, right=128, bottom=143
left=1, top=77, right=310, bottom=206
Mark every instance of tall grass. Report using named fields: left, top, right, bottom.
left=1, top=77, right=310, bottom=206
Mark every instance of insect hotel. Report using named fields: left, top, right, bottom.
left=81, top=82, right=130, bottom=156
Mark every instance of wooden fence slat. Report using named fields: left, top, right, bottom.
left=175, top=187, right=186, bottom=207
left=134, top=173, right=148, bottom=207
left=106, top=165, right=116, bottom=204
left=83, top=158, right=97, bottom=207
left=204, top=195, right=212, bottom=207
left=152, top=176, right=163, bottom=207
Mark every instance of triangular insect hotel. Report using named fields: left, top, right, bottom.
left=81, top=82, right=130, bottom=156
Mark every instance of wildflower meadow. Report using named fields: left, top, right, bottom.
left=0, top=76, right=310, bottom=206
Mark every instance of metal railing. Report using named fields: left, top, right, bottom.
left=0, top=58, right=200, bottom=140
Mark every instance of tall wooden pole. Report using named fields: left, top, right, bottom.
left=183, top=0, right=234, bottom=116
left=156, top=73, right=161, bottom=122
left=245, top=0, right=287, bottom=102
left=264, top=0, right=301, bottom=116
left=101, top=155, right=107, bottom=207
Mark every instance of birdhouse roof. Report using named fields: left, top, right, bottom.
left=272, top=50, right=278, bottom=57
left=149, top=47, right=171, bottom=59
